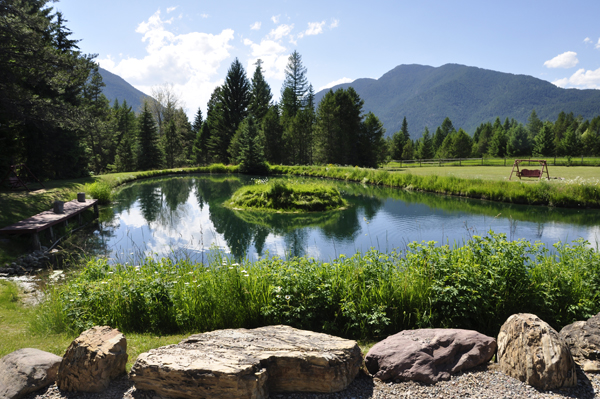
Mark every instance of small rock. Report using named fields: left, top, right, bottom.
left=497, top=313, right=577, bottom=390
left=0, top=348, right=62, bottom=399
left=57, top=326, right=127, bottom=392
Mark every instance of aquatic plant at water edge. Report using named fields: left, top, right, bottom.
left=36, top=233, right=600, bottom=339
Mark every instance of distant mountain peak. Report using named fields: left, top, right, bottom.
left=315, top=64, right=600, bottom=137
left=98, top=67, right=149, bottom=112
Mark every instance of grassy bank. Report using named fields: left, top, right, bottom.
left=0, top=280, right=186, bottom=370
left=225, top=179, right=347, bottom=212
left=270, top=165, right=600, bottom=208
left=35, top=233, right=600, bottom=339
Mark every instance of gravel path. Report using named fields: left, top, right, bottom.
left=22, top=365, right=599, bottom=399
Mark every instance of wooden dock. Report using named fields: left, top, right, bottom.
left=0, top=199, right=98, bottom=249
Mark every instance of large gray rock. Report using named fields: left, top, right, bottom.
left=560, top=312, right=600, bottom=372
left=364, top=328, right=496, bottom=383
left=497, top=313, right=576, bottom=390
left=56, top=326, right=127, bottom=392
left=130, top=325, right=362, bottom=399
left=0, top=348, right=62, bottom=399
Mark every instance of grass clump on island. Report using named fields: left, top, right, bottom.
left=225, top=179, right=347, bottom=212
left=34, top=232, right=600, bottom=340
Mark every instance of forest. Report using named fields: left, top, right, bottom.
left=2, top=0, right=600, bottom=182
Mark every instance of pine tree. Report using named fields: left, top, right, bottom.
left=402, top=140, right=414, bottom=160
left=281, top=50, right=309, bottom=117
left=452, top=129, right=473, bottom=158
left=220, top=58, right=251, bottom=163
left=260, top=105, right=284, bottom=164
left=360, top=112, right=386, bottom=167
left=506, top=124, right=530, bottom=157
left=526, top=109, right=543, bottom=141
left=137, top=102, right=163, bottom=170
left=401, top=117, right=410, bottom=141
left=417, top=127, right=434, bottom=159
left=248, top=59, right=272, bottom=121
left=237, top=118, right=268, bottom=174
left=533, top=122, right=555, bottom=157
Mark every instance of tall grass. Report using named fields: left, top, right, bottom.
left=35, top=233, right=600, bottom=339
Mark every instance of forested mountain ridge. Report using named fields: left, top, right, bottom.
left=315, top=64, right=600, bottom=137
left=98, top=67, right=149, bottom=112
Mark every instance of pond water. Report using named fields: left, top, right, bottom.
left=95, top=175, right=600, bottom=264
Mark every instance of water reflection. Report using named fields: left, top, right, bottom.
left=96, top=175, right=600, bottom=264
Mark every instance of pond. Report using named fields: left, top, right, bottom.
left=94, top=174, right=600, bottom=264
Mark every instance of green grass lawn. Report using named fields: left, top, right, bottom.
left=387, top=165, right=600, bottom=183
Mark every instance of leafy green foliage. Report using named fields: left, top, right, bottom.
left=39, top=233, right=600, bottom=338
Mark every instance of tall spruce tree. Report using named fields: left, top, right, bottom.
left=281, top=50, right=309, bottom=117
left=533, top=122, right=555, bottom=157
left=137, top=102, right=163, bottom=170
left=237, top=117, right=268, bottom=174
left=260, top=105, right=284, bottom=164
left=417, top=127, right=434, bottom=159
left=248, top=59, right=272, bottom=121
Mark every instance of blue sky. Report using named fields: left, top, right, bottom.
left=55, top=0, right=600, bottom=117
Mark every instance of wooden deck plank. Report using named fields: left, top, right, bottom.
left=0, top=199, right=98, bottom=235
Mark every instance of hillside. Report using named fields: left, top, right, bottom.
left=315, top=64, right=600, bottom=137
left=99, top=67, right=149, bottom=113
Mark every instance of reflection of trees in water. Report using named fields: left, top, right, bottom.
left=283, top=229, right=309, bottom=258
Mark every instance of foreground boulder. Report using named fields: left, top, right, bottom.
left=130, top=325, right=362, bottom=399
left=364, top=328, right=496, bottom=383
left=497, top=313, right=576, bottom=390
left=0, top=348, right=62, bottom=399
left=56, top=326, right=127, bottom=392
left=560, top=312, right=600, bottom=372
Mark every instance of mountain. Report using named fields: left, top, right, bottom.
left=98, top=67, right=149, bottom=113
left=315, top=64, right=600, bottom=137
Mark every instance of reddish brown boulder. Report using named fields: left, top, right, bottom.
left=365, top=328, right=496, bottom=383
left=497, top=313, right=576, bottom=390
left=56, top=326, right=127, bottom=392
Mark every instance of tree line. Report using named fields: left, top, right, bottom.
left=2, top=1, right=599, bottom=182
left=388, top=110, right=600, bottom=161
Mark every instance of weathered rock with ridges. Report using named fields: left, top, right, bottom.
left=0, top=348, right=62, bottom=399
left=560, top=312, right=600, bottom=372
left=56, top=326, right=127, bottom=392
left=364, top=328, right=496, bottom=383
left=497, top=313, right=576, bottom=390
left=129, top=325, right=362, bottom=399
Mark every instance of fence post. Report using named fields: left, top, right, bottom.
left=481, top=157, right=483, bottom=165
left=504, top=158, right=506, bottom=166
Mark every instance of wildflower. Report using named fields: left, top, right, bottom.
left=275, top=286, right=282, bottom=292
left=185, top=283, right=189, bottom=285
left=233, top=263, right=240, bottom=266
left=241, top=269, right=247, bottom=273
left=108, top=271, right=114, bottom=275
left=285, top=295, right=291, bottom=300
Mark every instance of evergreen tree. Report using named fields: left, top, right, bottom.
left=526, top=109, right=543, bottom=141
left=281, top=50, right=309, bottom=117
left=237, top=118, right=268, bottom=174
left=163, top=119, right=180, bottom=168
left=260, top=105, right=284, bottom=164
left=137, top=102, right=163, bottom=170
left=248, top=59, right=272, bottom=121
left=391, top=130, right=407, bottom=160
left=359, top=112, right=386, bottom=167
left=452, top=129, right=473, bottom=158
left=113, top=100, right=137, bottom=172
left=488, top=125, right=507, bottom=158
left=220, top=58, right=251, bottom=163
left=401, top=117, right=410, bottom=141
left=313, top=90, right=338, bottom=164
left=192, top=108, right=203, bottom=135
left=433, top=117, right=454, bottom=154
left=436, top=133, right=455, bottom=158
left=561, top=126, right=580, bottom=157
left=417, top=127, right=434, bottom=159
left=402, top=140, right=415, bottom=160
left=533, top=122, right=555, bottom=157
left=506, top=124, right=530, bottom=157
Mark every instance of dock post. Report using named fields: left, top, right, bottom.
left=49, top=226, right=54, bottom=241
left=32, top=233, right=41, bottom=250
left=93, top=203, right=99, bottom=219
left=78, top=213, right=82, bottom=225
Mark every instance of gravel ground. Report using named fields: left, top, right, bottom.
left=22, top=365, right=599, bottom=399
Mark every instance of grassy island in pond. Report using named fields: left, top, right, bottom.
left=225, top=180, right=347, bottom=212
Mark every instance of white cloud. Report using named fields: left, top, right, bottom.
left=271, top=15, right=280, bottom=24
left=597, top=38, right=600, bottom=49
left=330, top=19, right=339, bottom=29
left=268, top=24, right=294, bottom=40
left=552, top=67, right=600, bottom=89
left=201, top=13, right=209, bottom=19
left=166, top=6, right=177, bottom=13
left=250, top=21, right=261, bottom=30
left=543, top=51, right=579, bottom=68
left=317, top=77, right=354, bottom=92
left=305, top=21, right=326, bottom=36
left=98, top=9, right=233, bottom=116
left=584, top=37, right=592, bottom=44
